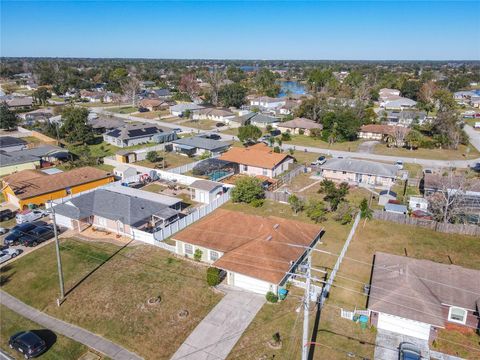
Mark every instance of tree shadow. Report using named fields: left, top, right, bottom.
left=31, top=329, right=57, bottom=351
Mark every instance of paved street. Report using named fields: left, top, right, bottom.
left=171, top=286, right=265, bottom=360
left=0, top=290, right=142, bottom=360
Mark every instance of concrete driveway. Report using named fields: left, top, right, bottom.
left=374, top=329, right=430, bottom=360
left=171, top=286, right=265, bottom=360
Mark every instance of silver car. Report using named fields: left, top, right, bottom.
left=0, top=248, right=21, bottom=264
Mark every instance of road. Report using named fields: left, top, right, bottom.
left=91, top=107, right=480, bottom=169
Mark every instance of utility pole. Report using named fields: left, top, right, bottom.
left=302, top=252, right=311, bottom=360
left=49, top=202, right=65, bottom=305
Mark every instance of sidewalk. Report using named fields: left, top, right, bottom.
left=171, top=286, right=265, bottom=360
left=0, top=290, right=142, bottom=360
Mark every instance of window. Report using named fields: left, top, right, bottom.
left=262, top=169, right=268, bottom=176
left=448, top=307, right=467, bottom=324
left=184, top=243, right=193, bottom=256
left=342, top=171, right=346, bottom=175
left=243, top=165, right=248, bottom=171
left=209, top=251, right=219, bottom=261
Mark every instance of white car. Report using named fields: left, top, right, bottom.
left=0, top=248, right=21, bottom=264
left=15, top=209, right=47, bottom=224
left=0, top=227, right=9, bottom=235
left=395, top=160, right=404, bottom=170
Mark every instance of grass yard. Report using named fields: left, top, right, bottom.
left=135, top=152, right=198, bottom=170
left=220, top=128, right=239, bottom=136
left=311, top=219, right=480, bottom=359
left=107, top=106, right=138, bottom=114
left=0, top=238, right=222, bottom=360
left=134, top=110, right=165, bottom=119
left=287, top=135, right=363, bottom=152
left=158, top=116, right=183, bottom=123
left=373, top=142, right=480, bottom=160
left=23, top=135, right=44, bottom=146
left=181, top=119, right=217, bottom=130
left=0, top=305, right=97, bottom=360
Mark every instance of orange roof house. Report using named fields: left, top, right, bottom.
left=2, top=167, right=115, bottom=209
left=173, top=209, right=323, bottom=294
left=219, top=143, right=294, bottom=178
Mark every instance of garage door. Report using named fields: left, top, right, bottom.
left=230, top=272, right=273, bottom=295
left=377, top=313, right=431, bottom=340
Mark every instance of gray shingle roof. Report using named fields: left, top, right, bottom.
left=0, top=145, right=69, bottom=167
left=234, top=112, right=279, bottom=125
left=0, top=136, right=27, bottom=148
left=170, top=103, right=205, bottom=113
left=104, top=123, right=168, bottom=140
left=322, top=158, right=398, bottom=178
left=190, top=180, right=223, bottom=192
left=53, top=189, right=179, bottom=227
left=172, top=136, right=230, bottom=151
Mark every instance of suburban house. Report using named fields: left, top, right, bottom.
left=88, top=115, right=125, bottom=134
left=5, top=96, right=33, bottom=110
left=368, top=252, right=480, bottom=341
left=52, top=187, right=181, bottom=235
left=0, top=136, right=28, bottom=152
left=358, top=124, right=410, bottom=145
left=0, top=145, right=70, bottom=176
left=2, top=166, right=114, bottom=209
left=172, top=209, right=323, bottom=294
left=219, top=143, right=294, bottom=178
left=319, top=158, right=398, bottom=188
left=378, top=88, right=401, bottom=100
left=169, top=103, right=205, bottom=117
left=151, top=88, right=171, bottom=99
left=191, top=108, right=236, bottom=123
left=138, top=99, right=169, bottom=111
left=377, top=110, right=427, bottom=127
left=233, top=112, right=280, bottom=128
left=102, top=92, right=123, bottom=103
left=277, top=118, right=323, bottom=136
left=381, top=97, right=417, bottom=110
left=80, top=90, right=104, bottom=103
left=189, top=179, right=224, bottom=204
left=20, top=108, right=55, bottom=124
left=103, top=123, right=177, bottom=148
left=250, top=96, right=286, bottom=110
left=171, top=136, right=230, bottom=157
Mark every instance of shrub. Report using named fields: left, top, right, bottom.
left=250, top=198, right=265, bottom=208
left=146, top=151, right=158, bottom=163
left=272, top=332, right=281, bottom=344
left=273, top=146, right=281, bottom=153
left=194, top=248, right=203, bottom=261
left=231, top=177, right=265, bottom=204
left=266, top=291, right=278, bottom=303
left=310, top=128, right=322, bottom=138
left=206, top=267, right=221, bottom=286
left=281, top=132, right=291, bottom=141
left=298, top=129, right=305, bottom=135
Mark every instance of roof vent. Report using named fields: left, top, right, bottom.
left=273, top=224, right=279, bottom=230
left=266, top=235, right=272, bottom=241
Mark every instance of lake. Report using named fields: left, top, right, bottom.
left=278, top=81, right=307, bottom=98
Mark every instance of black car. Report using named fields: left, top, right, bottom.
left=20, top=227, right=54, bottom=247
left=138, top=107, right=149, bottom=112
left=205, top=133, right=221, bottom=140
left=9, top=331, right=47, bottom=359
left=270, top=129, right=281, bottom=136
left=471, top=162, right=480, bottom=172
left=216, top=122, right=224, bottom=127
left=398, top=342, right=421, bottom=360
left=0, top=209, right=15, bottom=221
left=4, top=223, right=37, bottom=246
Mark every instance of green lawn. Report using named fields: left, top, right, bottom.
left=0, top=305, right=97, bottom=360
left=181, top=119, right=217, bottom=130
left=107, top=106, right=138, bottom=114
left=373, top=142, right=480, bottom=160
left=220, top=128, right=239, bottom=136
left=287, top=135, right=363, bottom=151
left=135, top=152, right=198, bottom=170
left=0, top=238, right=222, bottom=360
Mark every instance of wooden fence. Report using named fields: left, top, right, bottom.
left=372, top=210, right=480, bottom=237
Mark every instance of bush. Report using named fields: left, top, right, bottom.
left=146, top=151, right=158, bottom=163
left=206, top=267, right=221, bottom=286
left=231, top=177, right=265, bottom=204
left=266, top=291, right=278, bottom=303
left=298, top=129, right=305, bottom=135
left=250, top=198, right=264, bottom=208
left=194, top=248, right=203, bottom=261
left=273, top=146, right=281, bottom=153
left=281, top=132, right=291, bottom=141
left=310, top=128, right=322, bottom=138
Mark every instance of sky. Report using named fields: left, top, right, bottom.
left=1, top=1, right=479, bottom=60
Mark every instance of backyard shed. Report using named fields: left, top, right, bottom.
left=189, top=180, right=224, bottom=204
left=378, top=189, right=397, bottom=206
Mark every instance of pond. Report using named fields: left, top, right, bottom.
left=277, top=81, right=307, bottom=98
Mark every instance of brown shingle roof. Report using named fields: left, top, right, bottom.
left=3, top=167, right=113, bottom=200
left=359, top=124, right=410, bottom=136
left=219, top=144, right=292, bottom=169
left=173, top=209, right=322, bottom=284
left=368, top=252, right=480, bottom=327
left=280, top=118, right=323, bottom=130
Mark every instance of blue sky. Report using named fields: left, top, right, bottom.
left=1, top=1, right=479, bottom=60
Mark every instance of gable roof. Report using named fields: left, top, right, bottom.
left=190, top=180, right=223, bottom=192
left=104, top=123, right=166, bottom=140
left=53, top=188, right=179, bottom=226
left=170, top=103, right=205, bottom=113
left=173, top=209, right=322, bottom=284
left=193, top=108, right=235, bottom=117
left=0, top=146, right=69, bottom=167
left=172, top=136, right=230, bottom=151
left=359, top=124, right=410, bottom=136
left=219, top=143, right=292, bottom=169
left=368, top=252, right=480, bottom=327
left=3, top=166, right=113, bottom=200
left=321, top=158, right=398, bottom=178
left=235, top=112, right=279, bottom=125
left=0, top=136, right=27, bottom=148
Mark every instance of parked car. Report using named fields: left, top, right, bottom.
left=395, top=160, right=404, bottom=170
left=205, top=133, right=221, bottom=140
left=9, top=331, right=47, bottom=359
left=215, top=122, right=224, bottom=127
left=20, top=227, right=54, bottom=247
left=4, top=223, right=37, bottom=246
left=0, top=227, right=9, bottom=235
left=398, top=342, right=421, bottom=360
left=172, top=128, right=182, bottom=133
left=15, top=209, right=47, bottom=224
left=471, top=162, right=480, bottom=172
left=138, top=107, right=149, bottom=113
left=0, top=248, right=21, bottom=264
left=270, top=129, right=281, bottom=136
left=0, top=209, right=15, bottom=222
left=311, top=156, right=327, bottom=166
left=423, top=168, right=433, bottom=175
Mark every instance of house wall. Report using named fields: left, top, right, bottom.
left=4, top=176, right=114, bottom=209
left=358, top=132, right=383, bottom=140
left=174, top=240, right=224, bottom=263
left=441, top=305, right=479, bottom=328
left=93, top=215, right=132, bottom=236
left=277, top=126, right=313, bottom=136
left=239, top=165, right=273, bottom=178
left=0, top=160, right=40, bottom=177
left=322, top=169, right=395, bottom=187
left=193, top=187, right=223, bottom=204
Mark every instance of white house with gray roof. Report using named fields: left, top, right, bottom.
left=103, top=123, right=177, bottom=148
left=170, top=103, right=205, bottom=117
left=319, top=158, right=398, bottom=188
left=171, top=136, right=230, bottom=157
